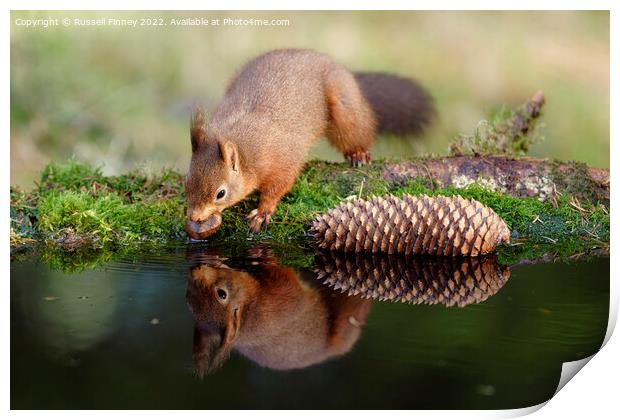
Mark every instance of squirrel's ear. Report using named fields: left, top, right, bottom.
left=192, top=324, right=216, bottom=378
left=219, top=141, right=239, bottom=173
left=190, top=106, right=207, bottom=153
left=210, top=307, right=241, bottom=368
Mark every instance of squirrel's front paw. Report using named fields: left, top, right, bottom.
left=247, top=208, right=273, bottom=233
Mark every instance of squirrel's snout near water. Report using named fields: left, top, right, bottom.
left=186, top=213, right=222, bottom=240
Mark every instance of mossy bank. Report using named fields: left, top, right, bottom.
left=10, top=158, right=609, bottom=271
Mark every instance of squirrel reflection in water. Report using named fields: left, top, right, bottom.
left=186, top=247, right=372, bottom=376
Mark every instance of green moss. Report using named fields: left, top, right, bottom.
left=12, top=160, right=187, bottom=255
left=38, top=159, right=106, bottom=191
left=37, top=190, right=186, bottom=245
left=38, top=158, right=186, bottom=200
left=550, top=160, right=609, bottom=205
left=10, top=187, right=38, bottom=247
left=10, top=159, right=609, bottom=271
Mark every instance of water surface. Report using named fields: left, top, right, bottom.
left=11, top=245, right=609, bottom=409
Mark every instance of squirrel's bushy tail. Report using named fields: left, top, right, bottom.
left=354, top=72, right=435, bottom=136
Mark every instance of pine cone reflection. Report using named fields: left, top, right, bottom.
left=314, top=251, right=510, bottom=308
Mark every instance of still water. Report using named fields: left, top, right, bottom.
left=11, top=245, right=609, bottom=409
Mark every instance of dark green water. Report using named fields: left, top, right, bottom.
left=10, top=245, right=609, bottom=409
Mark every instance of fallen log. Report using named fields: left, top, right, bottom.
left=382, top=156, right=609, bottom=205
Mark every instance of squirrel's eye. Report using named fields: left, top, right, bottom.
left=216, top=189, right=226, bottom=200
left=216, top=289, right=227, bottom=300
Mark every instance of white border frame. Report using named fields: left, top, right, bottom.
left=4, top=2, right=617, bottom=419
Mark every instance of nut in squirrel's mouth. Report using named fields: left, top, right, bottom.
left=186, top=213, right=222, bottom=240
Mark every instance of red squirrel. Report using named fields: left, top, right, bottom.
left=185, top=48, right=434, bottom=239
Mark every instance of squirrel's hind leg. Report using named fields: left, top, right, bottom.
left=345, top=150, right=371, bottom=168
left=324, top=68, right=377, bottom=167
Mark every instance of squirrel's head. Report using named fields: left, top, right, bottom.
left=187, top=264, right=255, bottom=376
left=185, top=107, right=247, bottom=240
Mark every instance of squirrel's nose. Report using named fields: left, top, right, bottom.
left=188, top=209, right=207, bottom=223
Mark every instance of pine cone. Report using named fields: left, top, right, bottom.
left=314, top=251, right=510, bottom=308
left=311, top=194, right=510, bottom=256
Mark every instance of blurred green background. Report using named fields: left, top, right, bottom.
left=10, top=10, right=609, bottom=188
